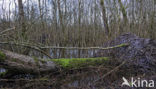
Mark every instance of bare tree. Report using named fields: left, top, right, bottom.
left=118, top=0, right=128, bottom=22
left=57, top=0, right=64, bottom=32
left=0, top=0, right=156, bottom=57
left=100, top=0, right=109, bottom=35
left=18, top=0, right=27, bottom=40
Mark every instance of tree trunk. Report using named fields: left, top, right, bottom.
left=18, top=0, right=27, bottom=40
left=100, top=0, right=109, bottom=35
left=118, top=0, right=128, bottom=22
left=0, top=49, right=57, bottom=75
left=118, top=0, right=128, bottom=33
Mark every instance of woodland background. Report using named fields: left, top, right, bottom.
left=0, top=0, right=155, bottom=49
left=0, top=0, right=156, bottom=88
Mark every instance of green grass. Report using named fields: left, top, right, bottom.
left=52, top=57, right=109, bottom=68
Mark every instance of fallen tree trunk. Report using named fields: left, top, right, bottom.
left=0, top=43, right=128, bottom=75
left=0, top=49, right=57, bottom=74
left=0, top=50, right=109, bottom=76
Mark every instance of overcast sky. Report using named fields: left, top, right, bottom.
left=0, top=0, right=126, bottom=21
left=0, top=0, right=37, bottom=11
left=0, top=0, right=38, bottom=19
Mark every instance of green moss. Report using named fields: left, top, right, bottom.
left=33, top=56, right=47, bottom=65
left=39, top=77, right=49, bottom=81
left=52, top=57, right=109, bottom=68
left=40, top=59, right=46, bottom=63
left=0, top=51, right=6, bottom=62
left=116, top=43, right=129, bottom=47
left=12, top=58, right=17, bottom=62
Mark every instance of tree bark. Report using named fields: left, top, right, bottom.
left=0, top=49, right=56, bottom=74
left=18, top=0, right=27, bottom=40
left=118, top=0, right=128, bottom=22
left=100, top=0, right=109, bottom=35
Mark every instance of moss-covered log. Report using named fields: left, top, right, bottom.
left=0, top=49, right=109, bottom=75
left=0, top=43, right=128, bottom=75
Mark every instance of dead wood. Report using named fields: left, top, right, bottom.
left=0, top=49, right=56, bottom=75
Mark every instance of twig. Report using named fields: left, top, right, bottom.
left=0, top=42, right=129, bottom=58
left=0, top=27, right=15, bottom=35
left=0, top=79, right=51, bottom=82
left=0, top=42, right=52, bottom=59
left=92, top=61, right=126, bottom=84
left=39, top=43, right=129, bottom=50
left=0, top=42, right=128, bottom=50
